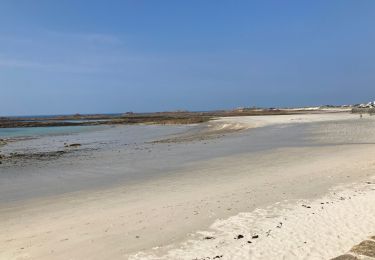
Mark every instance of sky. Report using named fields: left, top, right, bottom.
left=1, top=1, right=375, bottom=116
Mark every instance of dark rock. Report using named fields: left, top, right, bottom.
left=252, top=235, right=259, bottom=239
left=65, top=143, right=81, bottom=148
left=204, top=236, right=215, bottom=240
left=213, top=255, right=223, bottom=259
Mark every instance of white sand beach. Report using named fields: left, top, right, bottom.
left=4, top=1, right=375, bottom=259
left=1, top=112, right=375, bottom=260
left=131, top=178, right=375, bottom=260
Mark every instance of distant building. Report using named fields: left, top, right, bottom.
left=357, top=100, right=375, bottom=108
left=352, top=100, right=375, bottom=114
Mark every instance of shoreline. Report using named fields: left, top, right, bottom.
left=0, top=108, right=350, bottom=129
left=1, top=112, right=375, bottom=259
left=0, top=113, right=364, bottom=204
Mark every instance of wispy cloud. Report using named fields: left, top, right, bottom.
left=0, top=57, right=105, bottom=73
left=0, top=59, right=44, bottom=69
left=0, top=30, right=126, bottom=73
left=44, top=30, right=124, bottom=46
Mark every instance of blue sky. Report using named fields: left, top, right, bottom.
left=1, top=1, right=375, bottom=116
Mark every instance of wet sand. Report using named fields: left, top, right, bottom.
left=1, top=112, right=375, bottom=259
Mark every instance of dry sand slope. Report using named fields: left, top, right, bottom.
left=130, top=178, right=375, bottom=260
left=1, top=112, right=375, bottom=260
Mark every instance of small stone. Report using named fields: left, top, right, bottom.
left=65, top=143, right=81, bottom=148
left=252, top=235, right=259, bottom=239
left=236, top=234, right=244, bottom=239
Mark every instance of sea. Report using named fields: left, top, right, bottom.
left=0, top=114, right=121, bottom=139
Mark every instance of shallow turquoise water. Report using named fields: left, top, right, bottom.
left=0, top=125, right=104, bottom=138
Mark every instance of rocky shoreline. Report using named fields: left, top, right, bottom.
left=0, top=145, right=86, bottom=166
left=0, top=109, right=332, bottom=129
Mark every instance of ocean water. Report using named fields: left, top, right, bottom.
left=1, top=113, right=123, bottom=138
left=0, top=125, right=105, bottom=138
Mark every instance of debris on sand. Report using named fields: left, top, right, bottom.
left=65, top=143, right=82, bottom=148
left=235, top=234, right=244, bottom=239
